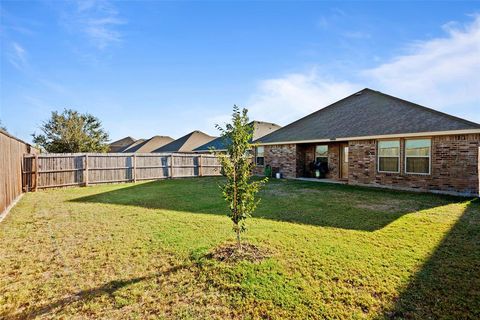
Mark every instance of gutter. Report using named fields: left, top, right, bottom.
left=255, top=129, right=480, bottom=146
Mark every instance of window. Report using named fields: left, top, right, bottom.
left=378, top=140, right=400, bottom=173
left=256, top=146, right=265, bottom=166
left=315, top=145, right=328, bottom=164
left=405, top=139, right=431, bottom=174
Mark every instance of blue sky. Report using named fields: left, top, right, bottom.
left=1, top=1, right=479, bottom=143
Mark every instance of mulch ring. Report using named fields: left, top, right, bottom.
left=208, top=242, right=270, bottom=263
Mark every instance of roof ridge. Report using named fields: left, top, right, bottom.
left=249, top=120, right=281, bottom=126
left=256, top=88, right=367, bottom=142
left=367, top=89, right=480, bottom=128
left=255, top=88, right=480, bottom=144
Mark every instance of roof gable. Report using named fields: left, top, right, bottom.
left=194, top=121, right=281, bottom=152
left=154, top=131, right=216, bottom=152
left=125, top=136, right=174, bottom=153
left=120, top=139, right=146, bottom=152
left=109, top=136, right=136, bottom=152
left=257, top=89, right=480, bottom=144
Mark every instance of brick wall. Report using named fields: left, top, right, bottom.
left=252, top=144, right=297, bottom=178
left=348, top=140, right=377, bottom=184
left=255, top=134, right=479, bottom=196
left=326, top=143, right=341, bottom=179
left=348, top=134, right=480, bottom=196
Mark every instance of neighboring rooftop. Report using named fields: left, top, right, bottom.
left=256, top=88, right=480, bottom=144
left=124, top=136, right=174, bottom=153
left=109, top=136, right=136, bottom=152
left=153, top=131, right=216, bottom=153
left=120, top=139, right=146, bottom=152
left=194, top=121, right=281, bottom=152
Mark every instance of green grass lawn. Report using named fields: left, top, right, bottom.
left=1, top=177, right=479, bottom=319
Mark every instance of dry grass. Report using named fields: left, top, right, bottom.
left=0, top=177, right=478, bottom=319
left=207, top=242, right=270, bottom=263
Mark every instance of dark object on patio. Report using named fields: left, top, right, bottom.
left=310, top=160, right=329, bottom=178
left=271, top=166, right=280, bottom=177
left=264, top=164, right=272, bottom=177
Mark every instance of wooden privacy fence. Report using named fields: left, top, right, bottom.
left=23, top=153, right=222, bottom=190
left=1, top=130, right=37, bottom=215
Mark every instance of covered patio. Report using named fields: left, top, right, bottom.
left=296, top=142, right=350, bottom=181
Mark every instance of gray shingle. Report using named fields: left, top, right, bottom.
left=153, top=131, right=216, bottom=153
left=194, top=121, right=281, bottom=152
left=124, top=136, right=174, bottom=153
left=109, top=136, right=136, bottom=152
left=256, top=89, right=480, bottom=144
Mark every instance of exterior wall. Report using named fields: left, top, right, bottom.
left=348, top=134, right=480, bottom=196
left=326, top=143, right=341, bottom=179
left=348, top=139, right=377, bottom=184
left=256, top=134, right=479, bottom=196
left=253, top=144, right=297, bottom=178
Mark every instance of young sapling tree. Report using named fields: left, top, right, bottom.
left=215, top=106, right=267, bottom=250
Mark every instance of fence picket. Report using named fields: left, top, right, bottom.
left=23, top=153, right=221, bottom=190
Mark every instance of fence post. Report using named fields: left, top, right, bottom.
left=199, top=154, right=203, bottom=177
left=22, top=155, right=26, bottom=192
left=34, top=154, right=39, bottom=192
left=133, top=154, right=137, bottom=183
left=170, top=154, right=174, bottom=178
left=84, top=154, right=89, bottom=186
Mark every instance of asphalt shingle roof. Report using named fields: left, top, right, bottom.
left=153, top=131, right=216, bottom=153
left=194, top=121, right=281, bottom=151
left=109, top=136, right=136, bottom=152
left=123, top=136, right=174, bottom=153
left=256, top=88, right=480, bottom=144
left=119, top=139, right=146, bottom=152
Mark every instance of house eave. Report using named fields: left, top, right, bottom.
left=256, top=129, right=480, bottom=146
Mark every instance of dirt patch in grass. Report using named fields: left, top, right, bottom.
left=208, top=242, right=270, bottom=263
left=354, top=199, right=419, bottom=213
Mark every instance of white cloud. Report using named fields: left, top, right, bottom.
left=8, top=42, right=28, bottom=70
left=365, top=14, right=480, bottom=113
left=247, top=69, right=360, bottom=125
left=245, top=14, right=480, bottom=126
left=62, top=0, right=125, bottom=50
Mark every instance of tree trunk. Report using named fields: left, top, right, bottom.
left=235, top=224, right=241, bottom=251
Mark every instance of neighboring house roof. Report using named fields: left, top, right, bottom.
left=193, top=121, right=281, bottom=152
left=109, top=136, right=136, bottom=152
left=194, top=136, right=226, bottom=152
left=256, top=88, right=480, bottom=144
left=120, top=139, right=146, bottom=152
left=153, top=131, right=216, bottom=153
left=124, top=136, right=174, bottom=153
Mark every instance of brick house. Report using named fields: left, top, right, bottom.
left=253, top=89, right=480, bottom=197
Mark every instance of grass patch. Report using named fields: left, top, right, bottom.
left=0, top=177, right=478, bottom=319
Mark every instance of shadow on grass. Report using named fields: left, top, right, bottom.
left=70, top=178, right=464, bottom=232
left=8, top=264, right=186, bottom=320
left=381, top=198, right=480, bottom=319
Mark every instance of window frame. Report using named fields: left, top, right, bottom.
left=404, top=138, right=432, bottom=175
left=255, top=146, right=265, bottom=166
left=377, top=139, right=400, bottom=173
left=315, top=145, right=329, bottom=164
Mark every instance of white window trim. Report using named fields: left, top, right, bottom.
left=377, top=140, right=400, bottom=173
left=255, top=146, right=265, bottom=166
left=315, top=145, right=329, bottom=161
left=404, top=138, right=432, bottom=175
